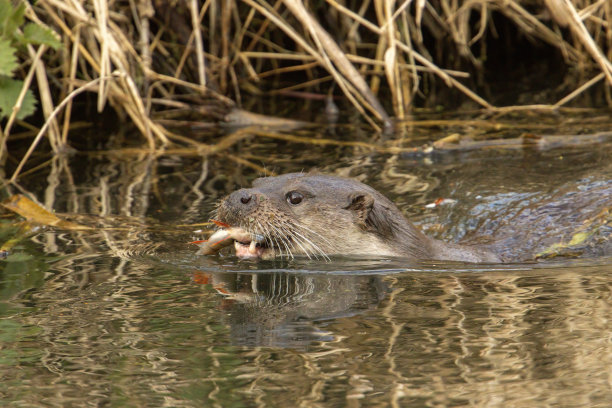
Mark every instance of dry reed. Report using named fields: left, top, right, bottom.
left=1, top=0, right=611, bottom=171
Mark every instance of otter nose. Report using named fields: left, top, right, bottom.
left=240, top=194, right=252, bottom=205
left=229, top=188, right=258, bottom=210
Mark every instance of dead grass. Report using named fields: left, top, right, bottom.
left=1, top=0, right=611, bottom=172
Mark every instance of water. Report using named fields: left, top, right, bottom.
left=1, top=110, right=611, bottom=406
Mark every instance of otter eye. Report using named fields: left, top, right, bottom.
left=286, top=191, right=304, bottom=205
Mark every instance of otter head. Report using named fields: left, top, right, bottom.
left=215, top=173, right=432, bottom=259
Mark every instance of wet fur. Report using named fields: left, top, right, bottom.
left=215, top=173, right=500, bottom=263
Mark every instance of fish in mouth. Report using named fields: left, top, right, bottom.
left=229, top=229, right=271, bottom=259
left=194, top=222, right=275, bottom=259
left=193, top=220, right=331, bottom=260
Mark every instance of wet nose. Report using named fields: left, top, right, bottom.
left=240, top=193, right=252, bottom=204
left=229, top=189, right=257, bottom=210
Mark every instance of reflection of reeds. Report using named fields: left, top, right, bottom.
left=3, top=1, right=612, bottom=158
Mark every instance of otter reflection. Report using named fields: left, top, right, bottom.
left=195, top=271, right=387, bottom=348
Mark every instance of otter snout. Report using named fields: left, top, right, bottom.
left=230, top=189, right=257, bottom=208
left=217, top=188, right=267, bottom=226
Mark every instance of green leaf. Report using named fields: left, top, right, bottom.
left=0, top=76, right=37, bottom=120
left=0, top=38, right=17, bottom=75
left=22, top=23, right=61, bottom=50
left=0, top=0, right=15, bottom=38
left=5, top=2, right=25, bottom=38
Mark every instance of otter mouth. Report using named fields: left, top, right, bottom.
left=195, top=223, right=275, bottom=259
left=233, top=237, right=272, bottom=259
left=196, top=219, right=329, bottom=260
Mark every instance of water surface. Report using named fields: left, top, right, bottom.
left=1, top=110, right=611, bottom=406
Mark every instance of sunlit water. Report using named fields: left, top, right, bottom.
left=1, top=111, right=611, bottom=406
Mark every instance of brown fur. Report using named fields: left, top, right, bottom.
left=216, top=173, right=500, bottom=263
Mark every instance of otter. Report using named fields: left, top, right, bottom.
left=198, top=173, right=500, bottom=263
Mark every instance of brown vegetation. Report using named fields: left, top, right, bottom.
left=1, top=0, right=612, bottom=161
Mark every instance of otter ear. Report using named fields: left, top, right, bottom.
left=346, top=193, right=393, bottom=236
left=346, top=193, right=374, bottom=220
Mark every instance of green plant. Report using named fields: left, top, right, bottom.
left=0, top=0, right=60, bottom=120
